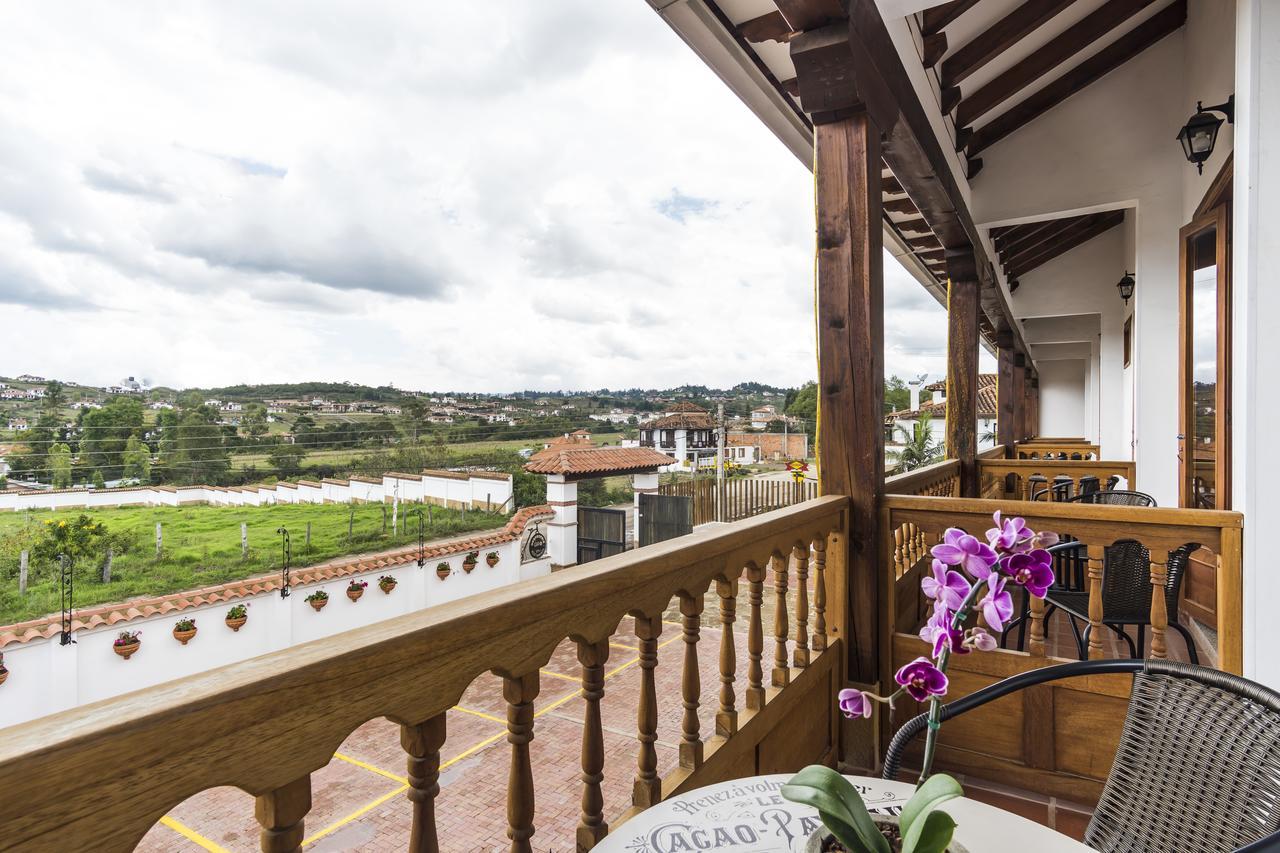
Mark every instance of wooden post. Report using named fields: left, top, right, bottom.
left=1087, top=544, right=1105, bottom=659
left=716, top=577, right=738, bottom=736
left=812, top=538, right=827, bottom=652
left=255, top=775, right=311, bottom=853
left=155, top=522, right=162, bottom=558
left=772, top=552, right=790, bottom=687
left=1027, top=373, right=1041, bottom=440
left=745, top=564, right=766, bottom=711
left=679, top=593, right=704, bottom=769
left=1022, top=368, right=1037, bottom=440
left=102, top=547, right=112, bottom=584
left=402, top=714, right=446, bottom=853
left=945, top=255, right=980, bottom=497
left=241, top=523, right=249, bottom=561
left=576, top=639, right=609, bottom=851
left=793, top=544, right=811, bottom=668
left=1012, top=355, right=1027, bottom=445
left=305, top=521, right=311, bottom=551
left=19, top=550, right=28, bottom=595
left=1149, top=557, right=1169, bottom=659
left=633, top=614, right=662, bottom=807
left=810, top=107, right=885, bottom=685
left=502, top=671, right=539, bottom=853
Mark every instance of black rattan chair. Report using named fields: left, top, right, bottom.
left=1068, top=489, right=1157, bottom=507
left=883, top=659, right=1280, bottom=852
left=1043, top=540, right=1200, bottom=663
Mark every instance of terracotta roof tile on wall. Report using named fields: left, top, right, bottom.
left=0, top=506, right=553, bottom=649
left=524, top=445, right=673, bottom=476
left=888, top=374, right=998, bottom=419
left=666, top=402, right=707, bottom=413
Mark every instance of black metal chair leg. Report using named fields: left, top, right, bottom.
left=1072, top=617, right=1088, bottom=660
left=1171, top=621, right=1201, bottom=665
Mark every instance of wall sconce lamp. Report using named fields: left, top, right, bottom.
left=1176, top=95, right=1234, bottom=174
left=1117, top=271, right=1135, bottom=305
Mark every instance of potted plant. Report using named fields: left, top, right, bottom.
left=347, top=579, right=368, bottom=602
left=485, top=551, right=500, bottom=568
left=0, top=652, right=8, bottom=687
left=462, top=551, right=479, bottom=573
left=113, top=630, right=142, bottom=659
left=172, top=617, right=198, bottom=645
left=225, top=603, right=249, bottom=632
left=436, top=561, right=451, bottom=580
left=306, top=590, right=329, bottom=612
left=784, top=511, right=1056, bottom=852
left=378, top=574, right=397, bottom=594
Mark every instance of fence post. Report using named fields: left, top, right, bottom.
left=19, top=550, right=28, bottom=595
left=155, top=522, right=162, bottom=558
left=305, top=521, right=312, bottom=550
left=241, top=523, right=249, bottom=560
left=393, top=494, right=399, bottom=536
left=102, top=547, right=113, bottom=583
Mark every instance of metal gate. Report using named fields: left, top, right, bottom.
left=577, top=506, right=627, bottom=564
left=638, top=493, right=694, bottom=548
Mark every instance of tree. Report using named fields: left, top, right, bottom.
left=885, top=376, right=911, bottom=414
left=92, top=469, right=106, bottom=489
left=32, top=514, right=109, bottom=567
left=43, top=380, right=65, bottom=411
left=49, top=442, right=72, bottom=488
left=79, top=396, right=144, bottom=479
left=240, top=403, right=269, bottom=439
left=399, top=400, right=428, bottom=441
left=888, top=412, right=942, bottom=472
left=162, top=402, right=230, bottom=484
left=268, top=443, right=307, bottom=477
left=785, top=382, right=816, bottom=436
left=122, top=435, right=152, bottom=482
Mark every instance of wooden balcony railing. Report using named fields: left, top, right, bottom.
left=1012, top=438, right=1100, bottom=460
left=881, top=494, right=1243, bottom=802
left=978, top=458, right=1136, bottom=501
left=0, top=497, right=848, bottom=853
left=659, top=477, right=819, bottom=525
left=884, top=459, right=961, bottom=498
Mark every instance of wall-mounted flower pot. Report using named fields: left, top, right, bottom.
left=225, top=615, right=248, bottom=632
left=114, top=641, right=141, bottom=660
left=486, top=553, right=499, bottom=568
left=379, top=581, right=396, bottom=594
left=173, top=626, right=198, bottom=645
left=462, top=559, right=477, bottom=574
left=436, top=563, right=451, bottom=580
left=0, top=668, right=8, bottom=687
left=347, top=587, right=364, bottom=602
left=309, top=598, right=328, bottom=612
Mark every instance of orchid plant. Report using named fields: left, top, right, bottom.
left=783, top=512, right=1056, bottom=852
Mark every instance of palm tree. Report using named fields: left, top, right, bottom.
left=888, top=412, right=942, bottom=472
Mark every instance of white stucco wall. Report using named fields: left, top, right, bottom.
left=1037, top=360, right=1087, bottom=439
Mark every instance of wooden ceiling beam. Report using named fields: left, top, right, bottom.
left=739, top=11, right=797, bottom=44
left=941, top=0, right=1082, bottom=89
left=956, top=0, right=1159, bottom=127
left=1006, top=211, right=1125, bottom=277
left=921, top=0, right=982, bottom=37
left=773, top=0, right=845, bottom=31
left=1003, top=213, right=1105, bottom=272
left=885, top=198, right=920, bottom=214
left=882, top=175, right=905, bottom=195
left=999, top=215, right=1090, bottom=258
left=894, top=216, right=931, bottom=234
left=965, top=0, right=1186, bottom=157
left=908, top=235, right=942, bottom=250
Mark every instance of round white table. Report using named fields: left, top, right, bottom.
left=595, top=774, right=1091, bottom=852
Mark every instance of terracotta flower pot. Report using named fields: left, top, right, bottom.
left=114, top=641, right=141, bottom=660
left=436, top=565, right=450, bottom=580
left=0, top=669, right=8, bottom=686
left=225, top=616, right=248, bottom=632
left=310, top=598, right=328, bottom=612
left=347, top=587, right=364, bottom=602
left=379, top=582, right=396, bottom=594
left=463, top=559, right=477, bottom=574
left=486, top=554, right=499, bottom=568
left=173, top=627, right=197, bottom=645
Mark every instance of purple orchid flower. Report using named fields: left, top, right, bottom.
left=979, top=575, right=1014, bottom=632
left=1030, top=529, right=1060, bottom=550
left=1005, top=549, right=1055, bottom=597
left=921, top=559, right=972, bottom=610
left=968, top=628, right=998, bottom=652
left=931, top=528, right=998, bottom=579
left=837, top=688, right=873, bottom=719
left=895, top=657, right=949, bottom=702
left=919, top=602, right=966, bottom=657
left=987, top=511, right=1033, bottom=553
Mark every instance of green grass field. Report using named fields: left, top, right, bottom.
left=0, top=502, right=507, bottom=625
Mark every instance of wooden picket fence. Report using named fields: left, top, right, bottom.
left=659, top=476, right=819, bottom=525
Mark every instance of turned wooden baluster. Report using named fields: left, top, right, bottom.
left=1149, top=556, right=1169, bottom=659
left=503, top=671, right=540, bottom=853
left=255, top=775, right=311, bottom=853
left=402, top=714, right=446, bottom=853
left=679, top=593, right=704, bottom=768
left=716, top=577, right=738, bottom=736
left=1028, top=594, right=1047, bottom=657
left=893, top=526, right=905, bottom=578
left=772, top=553, right=790, bottom=687
left=745, top=564, right=765, bottom=710
left=1087, top=544, right=1105, bottom=660
left=633, top=614, right=662, bottom=807
left=812, top=538, right=827, bottom=652
left=793, top=545, right=810, bottom=668
left=577, top=639, right=610, bottom=851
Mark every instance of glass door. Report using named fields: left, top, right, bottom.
left=1178, top=205, right=1230, bottom=509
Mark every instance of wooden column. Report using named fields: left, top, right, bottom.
left=503, top=671, right=540, bottom=853
left=809, top=106, right=884, bottom=684
left=1027, top=373, right=1041, bottom=439
left=1012, top=354, right=1027, bottom=444
left=576, top=640, right=609, bottom=850
left=996, top=336, right=1017, bottom=453
left=402, top=715, right=446, bottom=853
left=945, top=252, right=980, bottom=497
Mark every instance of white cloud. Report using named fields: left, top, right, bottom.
left=0, top=0, right=982, bottom=391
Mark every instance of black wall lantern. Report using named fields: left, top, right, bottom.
left=1177, top=95, right=1234, bottom=173
left=1117, top=271, right=1136, bottom=305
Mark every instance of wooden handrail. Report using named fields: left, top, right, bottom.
left=978, top=458, right=1136, bottom=501
left=0, top=496, right=848, bottom=852
left=1011, top=439, right=1100, bottom=460
left=884, top=459, right=960, bottom=497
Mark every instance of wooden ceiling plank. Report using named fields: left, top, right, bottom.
left=956, top=0, right=1159, bottom=127
left=921, top=0, right=983, bottom=37
left=922, top=31, right=948, bottom=69
left=882, top=175, right=905, bottom=195
left=965, top=0, right=1187, bottom=157
left=941, top=0, right=1082, bottom=89
left=1007, top=211, right=1125, bottom=276
left=894, top=216, right=931, bottom=234
left=885, top=198, right=920, bottom=214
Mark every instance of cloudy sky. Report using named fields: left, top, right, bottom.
left=0, top=1, right=988, bottom=393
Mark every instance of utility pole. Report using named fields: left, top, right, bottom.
left=715, top=403, right=725, bottom=522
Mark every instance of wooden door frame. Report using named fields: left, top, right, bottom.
left=1177, top=204, right=1231, bottom=509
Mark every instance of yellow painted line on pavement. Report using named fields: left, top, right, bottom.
left=302, top=783, right=408, bottom=847
left=159, top=816, right=231, bottom=853
left=540, top=667, right=579, bottom=682
left=442, top=729, right=509, bottom=768
left=334, top=751, right=408, bottom=784
left=453, top=705, right=506, bottom=724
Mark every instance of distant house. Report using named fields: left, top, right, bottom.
left=23, top=388, right=45, bottom=399
left=750, top=404, right=781, bottom=429
left=727, top=432, right=808, bottom=462
left=486, top=413, right=511, bottom=424
left=542, top=429, right=593, bottom=450
left=885, top=375, right=998, bottom=451
left=639, top=405, right=716, bottom=471
left=0, top=389, right=24, bottom=400
left=7, top=418, right=29, bottom=431
left=15, top=374, right=44, bottom=383
left=148, top=402, right=174, bottom=410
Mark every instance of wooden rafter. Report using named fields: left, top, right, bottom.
left=941, top=0, right=1082, bottom=89
left=956, top=0, right=1159, bottom=128
left=920, top=0, right=982, bottom=37
left=882, top=175, right=905, bottom=195
left=965, top=0, right=1187, bottom=157
left=1002, top=210, right=1125, bottom=278
left=999, top=215, right=1091, bottom=259
left=885, top=198, right=919, bottom=215
left=739, top=11, right=796, bottom=44
left=773, top=0, right=844, bottom=32
left=894, top=217, right=931, bottom=234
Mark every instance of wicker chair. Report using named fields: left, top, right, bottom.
left=1068, top=490, right=1157, bottom=507
left=882, top=659, right=1280, bottom=852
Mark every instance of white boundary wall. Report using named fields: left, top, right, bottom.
left=0, top=534, right=550, bottom=729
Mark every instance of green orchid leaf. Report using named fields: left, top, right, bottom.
left=781, top=765, right=891, bottom=853
left=899, top=772, right=963, bottom=836
left=902, top=810, right=957, bottom=853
